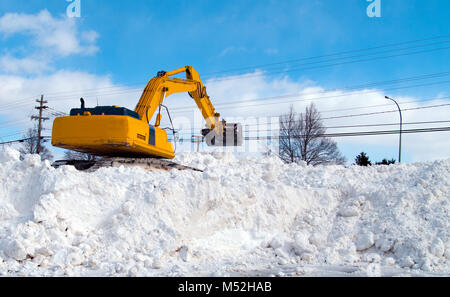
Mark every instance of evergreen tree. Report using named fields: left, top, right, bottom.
left=355, top=152, right=371, bottom=166
left=375, top=158, right=396, bottom=165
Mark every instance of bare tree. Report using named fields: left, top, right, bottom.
left=18, top=127, right=53, bottom=161
left=63, top=150, right=98, bottom=161
left=279, top=103, right=346, bottom=166
left=279, top=105, right=300, bottom=163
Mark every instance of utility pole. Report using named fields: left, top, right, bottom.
left=31, top=95, right=49, bottom=154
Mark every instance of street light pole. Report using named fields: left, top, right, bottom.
left=385, top=96, right=402, bottom=163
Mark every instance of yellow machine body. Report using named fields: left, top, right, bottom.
left=52, top=113, right=174, bottom=158
left=52, top=66, right=242, bottom=159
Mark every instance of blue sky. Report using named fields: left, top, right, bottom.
left=0, top=0, right=448, bottom=89
left=0, top=0, right=449, bottom=163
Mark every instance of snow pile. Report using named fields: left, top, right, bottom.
left=0, top=147, right=448, bottom=276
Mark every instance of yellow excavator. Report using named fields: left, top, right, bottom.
left=51, top=66, right=242, bottom=171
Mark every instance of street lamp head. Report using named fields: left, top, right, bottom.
left=385, top=96, right=391, bottom=100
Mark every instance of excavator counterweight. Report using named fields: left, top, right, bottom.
left=52, top=66, right=242, bottom=160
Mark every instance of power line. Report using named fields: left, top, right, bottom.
left=166, top=117, right=450, bottom=136
left=41, top=95, right=450, bottom=130
left=2, top=35, right=450, bottom=105
left=3, top=125, right=448, bottom=146
left=167, top=126, right=450, bottom=143
left=203, top=34, right=450, bottom=76
left=207, top=46, right=450, bottom=82
left=45, top=107, right=68, bottom=118
left=42, top=50, right=450, bottom=102
left=0, top=130, right=29, bottom=139
left=244, top=127, right=450, bottom=140
left=1, top=72, right=450, bottom=137
left=206, top=40, right=450, bottom=80
left=43, top=39, right=450, bottom=98
left=168, top=82, right=450, bottom=115
left=0, top=119, right=31, bottom=129
left=324, top=119, right=450, bottom=128
left=10, top=35, right=447, bottom=101
left=46, top=35, right=450, bottom=99
left=321, top=103, right=450, bottom=121
left=223, top=120, right=450, bottom=134
left=3, top=69, right=449, bottom=117
left=0, top=61, right=449, bottom=116
left=0, top=136, right=45, bottom=146
left=1, top=94, right=448, bottom=135
left=167, top=102, right=450, bottom=132
left=90, top=71, right=450, bottom=108
left=0, top=108, right=63, bottom=129
left=6, top=98, right=448, bottom=138
left=244, top=102, right=450, bottom=128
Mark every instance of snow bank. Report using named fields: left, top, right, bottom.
left=0, top=147, right=448, bottom=276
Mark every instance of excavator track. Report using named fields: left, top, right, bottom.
left=52, top=158, right=203, bottom=172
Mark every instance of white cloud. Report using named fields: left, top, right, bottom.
left=0, top=71, right=137, bottom=122
left=0, top=10, right=118, bottom=143
left=81, top=30, right=99, bottom=44
left=0, top=10, right=99, bottom=57
left=0, top=55, right=52, bottom=75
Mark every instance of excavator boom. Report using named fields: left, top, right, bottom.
left=134, top=66, right=223, bottom=133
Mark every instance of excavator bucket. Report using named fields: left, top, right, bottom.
left=202, top=123, right=243, bottom=147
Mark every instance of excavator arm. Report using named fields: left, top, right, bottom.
left=135, top=66, right=221, bottom=132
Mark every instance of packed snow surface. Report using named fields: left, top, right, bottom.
left=0, top=147, right=448, bottom=276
